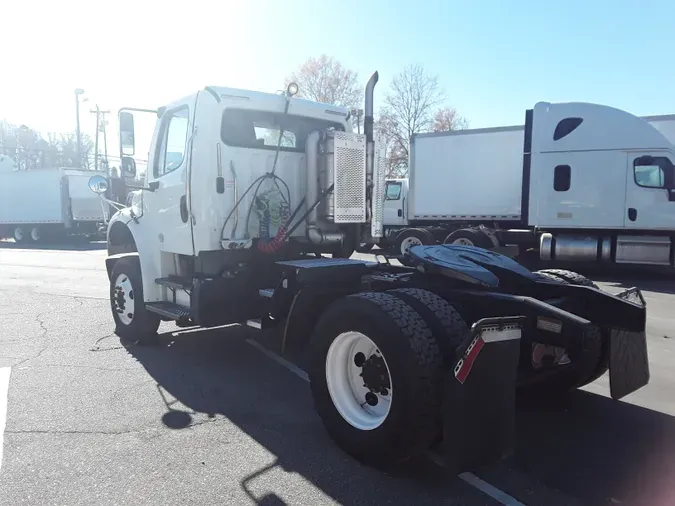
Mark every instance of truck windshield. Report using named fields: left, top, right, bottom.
left=221, top=108, right=345, bottom=153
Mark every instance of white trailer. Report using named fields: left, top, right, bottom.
left=0, top=159, right=106, bottom=243
left=380, top=105, right=675, bottom=268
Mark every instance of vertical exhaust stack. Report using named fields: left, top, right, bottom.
left=364, top=71, right=385, bottom=239
left=364, top=71, right=379, bottom=186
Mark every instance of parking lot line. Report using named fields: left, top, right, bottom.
left=0, top=367, right=11, bottom=474
left=245, top=338, right=528, bottom=506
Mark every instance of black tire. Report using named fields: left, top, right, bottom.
left=443, top=228, right=493, bottom=249
left=523, top=269, right=605, bottom=394
left=308, top=291, right=443, bottom=466
left=395, top=228, right=434, bottom=257
left=28, top=226, right=43, bottom=244
left=13, top=226, right=28, bottom=244
left=535, top=269, right=599, bottom=289
left=109, top=256, right=160, bottom=344
left=387, top=288, right=470, bottom=364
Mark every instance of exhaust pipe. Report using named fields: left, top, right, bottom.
left=364, top=71, right=378, bottom=144
left=306, top=130, right=342, bottom=245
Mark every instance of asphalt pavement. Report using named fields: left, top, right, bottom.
left=1, top=241, right=674, bottom=506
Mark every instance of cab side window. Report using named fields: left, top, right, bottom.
left=385, top=182, right=402, bottom=200
left=633, top=156, right=669, bottom=189
left=155, top=107, right=190, bottom=178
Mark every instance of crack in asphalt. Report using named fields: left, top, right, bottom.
left=31, top=364, right=137, bottom=373
left=90, top=333, right=125, bottom=353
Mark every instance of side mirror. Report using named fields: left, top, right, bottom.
left=121, top=156, right=137, bottom=178
left=119, top=111, right=135, bottom=156
left=88, top=175, right=109, bottom=194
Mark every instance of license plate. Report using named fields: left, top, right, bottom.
left=609, top=328, right=650, bottom=400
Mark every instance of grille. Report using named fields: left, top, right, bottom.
left=371, top=134, right=386, bottom=237
left=333, top=131, right=366, bottom=223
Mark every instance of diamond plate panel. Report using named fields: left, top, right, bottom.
left=333, top=131, right=366, bottom=223
left=371, top=134, right=387, bottom=237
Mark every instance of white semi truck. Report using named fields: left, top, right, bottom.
left=0, top=155, right=107, bottom=243
left=373, top=108, right=675, bottom=270
left=88, top=74, right=650, bottom=474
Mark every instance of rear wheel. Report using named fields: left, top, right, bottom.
left=535, top=269, right=599, bottom=289
left=29, top=226, right=43, bottom=244
left=443, top=228, right=493, bottom=249
left=13, top=226, right=28, bottom=244
left=523, top=269, right=605, bottom=394
left=395, top=228, right=434, bottom=257
left=109, top=256, right=160, bottom=344
left=387, top=288, right=470, bottom=364
left=309, top=292, right=443, bottom=466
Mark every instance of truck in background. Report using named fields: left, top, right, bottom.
left=372, top=105, right=675, bottom=269
left=0, top=155, right=107, bottom=244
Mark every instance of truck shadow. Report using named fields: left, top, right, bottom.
left=0, top=239, right=106, bottom=251
left=507, top=391, right=675, bottom=506
left=124, top=325, right=481, bottom=505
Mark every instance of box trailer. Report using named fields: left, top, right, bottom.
left=379, top=104, right=675, bottom=268
left=0, top=159, right=106, bottom=243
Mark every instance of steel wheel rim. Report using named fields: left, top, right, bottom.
left=14, top=227, right=23, bottom=242
left=31, top=227, right=40, bottom=241
left=325, top=331, right=393, bottom=430
left=113, top=273, right=135, bottom=325
left=452, top=237, right=474, bottom=246
left=400, top=236, right=423, bottom=255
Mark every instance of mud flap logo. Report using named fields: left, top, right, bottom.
left=454, top=336, right=485, bottom=384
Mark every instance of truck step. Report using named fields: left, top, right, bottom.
left=146, top=301, right=192, bottom=320
left=246, top=319, right=262, bottom=330
left=155, top=276, right=193, bottom=290
left=258, top=288, right=275, bottom=298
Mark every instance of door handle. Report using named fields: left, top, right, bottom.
left=397, top=209, right=402, bottom=217
left=180, top=195, right=189, bottom=223
left=628, top=208, right=637, bottom=222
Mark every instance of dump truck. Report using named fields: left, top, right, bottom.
left=88, top=73, right=650, bottom=473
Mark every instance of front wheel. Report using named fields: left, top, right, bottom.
left=309, top=292, right=443, bottom=467
left=109, top=256, right=160, bottom=344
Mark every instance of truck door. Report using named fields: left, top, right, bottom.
left=143, top=100, right=195, bottom=255
left=383, top=180, right=407, bottom=226
left=624, top=153, right=675, bottom=230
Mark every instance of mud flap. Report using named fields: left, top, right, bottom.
left=609, top=287, right=649, bottom=400
left=442, top=316, right=525, bottom=474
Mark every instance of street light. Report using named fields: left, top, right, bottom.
left=74, top=88, right=87, bottom=168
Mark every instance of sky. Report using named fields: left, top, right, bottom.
left=2, top=0, right=674, bottom=166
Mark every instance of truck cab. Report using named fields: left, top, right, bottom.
left=94, top=78, right=386, bottom=311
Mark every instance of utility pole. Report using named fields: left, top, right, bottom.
left=74, top=89, right=86, bottom=167
left=90, top=105, right=110, bottom=171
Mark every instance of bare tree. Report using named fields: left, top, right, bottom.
left=285, top=55, right=362, bottom=109
left=376, top=64, right=467, bottom=177
left=433, top=107, right=469, bottom=132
